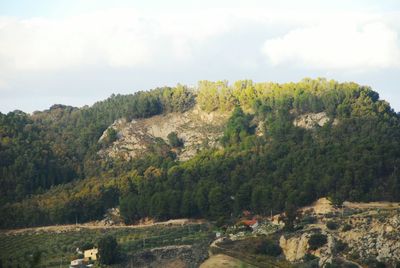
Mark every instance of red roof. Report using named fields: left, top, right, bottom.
left=242, top=219, right=257, bottom=226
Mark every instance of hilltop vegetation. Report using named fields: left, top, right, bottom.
left=0, top=78, right=400, bottom=228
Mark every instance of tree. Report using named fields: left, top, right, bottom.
left=119, top=193, right=139, bottom=224
left=234, top=183, right=252, bottom=214
left=104, top=128, right=118, bottom=145
left=167, top=132, right=183, bottom=147
left=308, top=233, right=327, bottom=250
left=98, top=235, right=119, bottom=265
left=221, top=106, right=254, bottom=146
left=283, top=201, right=298, bottom=231
left=208, top=186, right=230, bottom=220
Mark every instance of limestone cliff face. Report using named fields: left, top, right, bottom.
left=98, top=106, right=230, bottom=161
left=293, top=112, right=338, bottom=129
left=278, top=198, right=400, bottom=267
left=339, top=213, right=400, bottom=263
left=99, top=110, right=340, bottom=162
left=279, top=233, right=310, bottom=262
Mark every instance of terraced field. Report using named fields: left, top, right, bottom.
left=0, top=223, right=212, bottom=267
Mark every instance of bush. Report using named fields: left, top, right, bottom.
left=326, top=221, right=339, bottom=230
left=79, top=242, right=94, bottom=251
left=342, top=223, right=352, bottom=232
left=365, top=258, right=386, bottom=268
left=308, top=233, right=327, bottom=250
left=303, top=253, right=318, bottom=261
left=167, top=132, right=183, bottom=147
left=334, top=240, right=347, bottom=253
left=253, top=239, right=282, bottom=257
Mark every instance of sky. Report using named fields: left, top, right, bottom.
left=1, top=0, right=400, bottom=113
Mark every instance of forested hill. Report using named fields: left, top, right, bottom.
left=1, top=78, right=400, bottom=228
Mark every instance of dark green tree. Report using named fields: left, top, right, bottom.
left=98, top=235, right=119, bottom=265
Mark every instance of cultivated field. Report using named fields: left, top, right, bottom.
left=0, top=222, right=212, bottom=267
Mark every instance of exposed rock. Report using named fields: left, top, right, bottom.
left=274, top=199, right=400, bottom=267
left=300, top=197, right=337, bottom=215
left=339, top=213, right=400, bottom=264
left=98, top=106, right=229, bottom=161
left=293, top=112, right=332, bottom=129
left=279, top=233, right=310, bottom=262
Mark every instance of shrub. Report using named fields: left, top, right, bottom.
left=253, top=239, right=282, bottom=257
left=308, top=233, right=327, bottom=250
left=326, top=221, right=339, bottom=230
left=342, top=223, right=352, bottom=232
left=303, top=253, right=318, bottom=261
left=365, top=258, right=386, bottom=268
left=167, top=132, right=183, bottom=147
left=334, top=240, right=347, bottom=253
left=79, top=242, right=94, bottom=251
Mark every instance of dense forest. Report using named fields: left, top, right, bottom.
left=1, top=78, right=399, bottom=228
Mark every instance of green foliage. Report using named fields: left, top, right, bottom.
left=342, top=223, right=352, bottom=232
left=334, top=240, right=347, bottom=253
left=303, top=253, right=318, bottom=261
left=80, top=242, right=95, bottom=251
left=221, top=106, right=254, bottom=146
left=103, top=128, right=118, bottom=145
left=283, top=201, right=299, bottom=231
left=0, top=224, right=211, bottom=268
left=29, top=250, right=42, bottom=268
left=252, top=239, right=282, bottom=257
left=167, top=132, right=183, bottom=147
left=308, top=233, right=327, bottom=250
left=98, top=235, right=119, bottom=265
left=326, top=221, right=339, bottom=230
left=0, top=86, right=194, bottom=207
left=208, top=186, right=231, bottom=221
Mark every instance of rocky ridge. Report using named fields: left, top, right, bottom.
left=98, top=106, right=230, bottom=161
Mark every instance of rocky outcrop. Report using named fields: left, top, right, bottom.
left=98, top=106, right=229, bottom=161
left=293, top=112, right=334, bottom=129
left=279, top=233, right=310, bottom=262
left=340, top=213, right=400, bottom=264
left=279, top=199, right=400, bottom=267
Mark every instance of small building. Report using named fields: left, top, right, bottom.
left=84, top=248, right=98, bottom=261
left=70, top=259, right=86, bottom=268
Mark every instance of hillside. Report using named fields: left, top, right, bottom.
left=1, top=78, right=399, bottom=231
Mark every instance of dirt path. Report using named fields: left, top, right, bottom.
left=200, top=254, right=256, bottom=268
left=343, top=201, right=400, bottom=209
left=1, top=218, right=205, bottom=235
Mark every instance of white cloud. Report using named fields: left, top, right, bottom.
left=262, top=21, right=400, bottom=70
left=0, top=8, right=233, bottom=72
left=1, top=7, right=399, bottom=74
